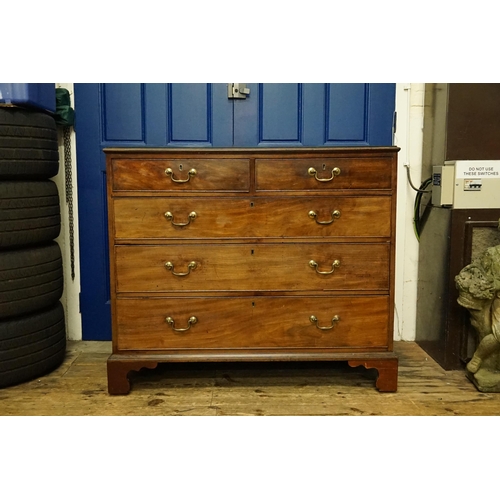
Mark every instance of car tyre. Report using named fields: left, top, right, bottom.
left=0, top=302, right=66, bottom=388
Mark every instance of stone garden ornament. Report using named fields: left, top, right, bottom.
left=455, top=220, right=500, bottom=392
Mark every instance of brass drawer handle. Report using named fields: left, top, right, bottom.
left=308, top=209, right=341, bottom=225
left=165, top=261, right=197, bottom=276
left=165, top=167, right=196, bottom=183
left=310, top=315, right=340, bottom=330
left=309, top=259, right=340, bottom=275
left=165, top=316, right=198, bottom=332
left=164, top=211, right=197, bottom=227
left=308, top=166, right=341, bottom=182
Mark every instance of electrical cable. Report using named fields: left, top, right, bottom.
left=413, top=177, right=432, bottom=241
left=404, top=163, right=432, bottom=193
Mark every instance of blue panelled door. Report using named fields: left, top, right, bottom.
left=74, top=83, right=395, bottom=340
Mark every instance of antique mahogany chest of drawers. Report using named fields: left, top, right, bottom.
left=105, top=147, right=399, bottom=394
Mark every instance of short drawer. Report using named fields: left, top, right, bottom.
left=113, top=196, right=392, bottom=239
left=111, top=158, right=250, bottom=192
left=115, top=296, right=390, bottom=350
left=115, top=243, right=390, bottom=293
left=255, top=157, right=392, bottom=191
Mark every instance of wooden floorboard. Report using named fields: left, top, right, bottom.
left=1, top=340, right=500, bottom=416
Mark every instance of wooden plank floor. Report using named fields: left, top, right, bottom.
left=1, top=340, right=500, bottom=415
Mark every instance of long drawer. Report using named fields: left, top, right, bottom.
left=111, top=158, right=250, bottom=192
left=115, top=296, right=390, bottom=350
left=113, top=196, right=391, bottom=239
left=115, top=243, right=390, bottom=292
left=255, top=157, right=393, bottom=191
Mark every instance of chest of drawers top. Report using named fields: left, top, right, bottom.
left=106, top=147, right=398, bottom=195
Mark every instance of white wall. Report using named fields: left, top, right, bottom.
left=54, top=83, right=82, bottom=341
left=55, top=83, right=425, bottom=342
left=393, top=83, right=426, bottom=341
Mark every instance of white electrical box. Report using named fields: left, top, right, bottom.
left=432, top=160, right=500, bottom=209
left=432, top=165, right=455, bottom=206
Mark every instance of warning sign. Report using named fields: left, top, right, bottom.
left=456, top=163, right=500, bottom=179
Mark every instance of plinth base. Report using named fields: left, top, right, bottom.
left=107, top=351, right=399, bottom=395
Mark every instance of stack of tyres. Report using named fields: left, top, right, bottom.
left=0, top=107, right=66, bottom=388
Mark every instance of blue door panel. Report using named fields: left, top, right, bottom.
left=366, top=83, right=397, bottom=146
left=103, top=83, right=145, bottom=142
left=144, top=84, right=168, bottom=146
left=75, top=82, right=395, bottom=340
left=169, top=83, right=210, bottom=143
left=327, top=83, right=367, bottom=142
left=234, top=83, right=395, bottom=147
left=167, top=83, right=233, bottom=147
left=98, top=83, right=233, bottom=148
left=301, top=83, right=327, bottom=146
left=261, top=84, right=302, bottom=142
left=234, top=83, right=316, bottom=146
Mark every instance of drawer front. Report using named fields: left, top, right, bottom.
left=115, top=243, right=390, bottom=292
left=115, top=296, right=389, bottom=350
left=111, top=158, right=250, bottom=192
left=113, top=196, right=391, bottom=239
left=255, top=157, right=392, bottom=191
